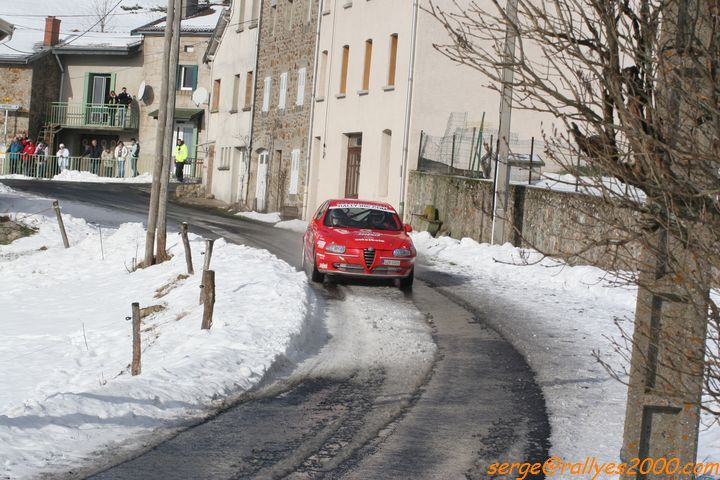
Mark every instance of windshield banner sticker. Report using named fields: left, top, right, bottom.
left=330, top=203, right=395, bottom=213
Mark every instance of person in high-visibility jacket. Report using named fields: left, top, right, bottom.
left=174, top=139, right=189, bottom=183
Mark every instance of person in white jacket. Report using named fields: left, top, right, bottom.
left=56, top=143, right=70, bottom=173
left=114, top=141, right=129, bottom=178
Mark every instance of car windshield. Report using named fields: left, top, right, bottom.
left=323, top=207, right=402, bottom=231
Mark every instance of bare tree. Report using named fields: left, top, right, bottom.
left=428, top=0, right=719, bottom=462
left=90, top=0, right=117, bottom=33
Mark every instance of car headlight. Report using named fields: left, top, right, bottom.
left=393, top=248, right=412, bottom=257
left=326, top=243, right=346, bottom=254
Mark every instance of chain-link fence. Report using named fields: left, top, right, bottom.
left=416, top=113, right=547, bottom=183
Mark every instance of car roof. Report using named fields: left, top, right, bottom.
left=326, top=199, right=398, bottom=213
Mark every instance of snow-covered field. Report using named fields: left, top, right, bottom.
left=0, top=213, right=308, bottom=479
left=412, top=232, right=720, bottom=475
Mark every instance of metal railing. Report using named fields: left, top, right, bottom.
left=47, top=102, right=140, bottom=130
left=0, top=154, right=202, bottom=181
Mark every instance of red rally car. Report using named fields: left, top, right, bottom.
left=303, top=199, right=416, bottom=289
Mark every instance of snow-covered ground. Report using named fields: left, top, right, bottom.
left=235, top=211, right=282, bottom=223
left=0, top=171, right=153, bottom=183
left=533, top=172, right=646, bottom=202
left=412, top=232, right=720, bottom=475
left=275, top=219, right=309, bottom=233
left=0, top=213, right=308, bottom=479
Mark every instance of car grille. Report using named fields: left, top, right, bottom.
left=363, top=248, right=375, bottom=269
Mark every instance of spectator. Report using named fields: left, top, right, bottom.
left=106, top=91, right=119, bottom=126
left=101, top=145, right=114, bottom=177
left=8, top=136, right=22, bottom=174
left=129, top=138, right=140, bottom=177
left=82, top=139, right=103, bottom=174
left=114, top=141, right=128, bottom=178
left=174, top=138, right=188, bottom=183
left=21, top=139, right=35, bottom=176
left=117, top=87, right=132, bottom=127
left=34, top=141, right=48, bottom=178
left=56, top=143, right=70, bottom=173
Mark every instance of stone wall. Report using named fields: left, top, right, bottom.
left=0, top=63, right=33, bottom=142
left=247, top=0, right=319, bottom=216
left=30, top=54, right=62, bottom=141
left=407, top=170, right=642, bottom=270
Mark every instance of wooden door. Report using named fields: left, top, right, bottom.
left=345, top=146, right=361, bottom=199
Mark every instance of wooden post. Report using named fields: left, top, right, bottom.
left=131, top=302, right=141, bottom=376
left=199, top=239, right=215, bottom=305
left=52, top=200, right=70, bottom=248
left=201, top=270, right=215, bottom=330
left=181, top=222, right=194, bottom=275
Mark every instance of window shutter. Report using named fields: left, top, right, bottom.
left=278, top=72, right=288, bottom=110
left=289, top=148, right=300, bottom=194
left=176, top=65, right=182, bottom=89
left=191, top=65, right=198, bottom=89
left=83, top=73, right=90, bottom=103
left=262, top=76, right=271, bottom=111
left=296, top=67, right=306, bottom=106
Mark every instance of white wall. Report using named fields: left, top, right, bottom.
left=206, top=1, right=258, bottom=204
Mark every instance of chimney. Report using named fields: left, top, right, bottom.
left=43, top=16, right=60, bottom=47
left=182, top=0, right=199, bottom=19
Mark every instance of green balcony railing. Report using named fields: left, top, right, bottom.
left=47, top=102, right=140, bottom=130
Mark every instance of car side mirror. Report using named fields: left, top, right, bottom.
left=404, top=224, right=412, bottom=233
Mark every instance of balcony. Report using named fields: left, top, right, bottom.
left=46, top=102, right=139, bottom=131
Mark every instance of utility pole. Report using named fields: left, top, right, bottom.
left=156, top=0, right=182, bottom=262
left=490, top=0, right=518, bottom=245
left=620, top=1, right=710, bottom=475
left=143, top=0, right=175, bottom=266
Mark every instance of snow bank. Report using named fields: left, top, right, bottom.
left=52, top=170, right=153, bottom=183
left=275, top=219, right=308, bottom=233
left=533, top=172, right=646, bottom=202
left=0, top=214, right=308, bottom=479
left=0, top=181, right=14, bottom=194
left=236, top=211, right=282, bottom=223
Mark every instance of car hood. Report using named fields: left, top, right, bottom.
left=321, top=228, right=413, bottom=251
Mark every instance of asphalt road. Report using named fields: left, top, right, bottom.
left=1, top=180, right=550, bottom=480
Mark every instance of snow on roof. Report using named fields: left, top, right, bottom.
left=134, top=4, right=225, bottom=34
left=0, top=0, right=165, bottom=61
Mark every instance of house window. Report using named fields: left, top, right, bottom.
left=378, top=129, right=391, bottom=196
left=362, top=39, right=372, bottom=91
left=232, top=74, right=241, bottom=111
left=289, top=148, right=301, bottom=194
left=178, top=65, right=198, bottom=90
left=306, top=0, right=313, bottom=23
left=184, top=45, right=194, bottom=53
left=211, top=79, right=221, bottom=111
left=296, top=67, right=306, bottom=106
left=262, top=76, right=271, bottom=112
left=317, top=50, right=328, bottom=98
left=244, top=70, right=254, bottom=110
left=278, top=72, right=288, bottom=110
left=250, top=0, right=260, bottom=25
left=388, top=34, right=398, bottom=87
left=340, top=45, right=349, bottom=94
left=237, top=0, right=246, bottom=30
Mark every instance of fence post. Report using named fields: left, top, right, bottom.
left=52, top=200, right=70, bottom=248
left=181, top=222, right=194, bottom=275
left=131, top=302, right=141, bottom=376
left=199, top=239, right=215, bottom=305
left=469, top=127, right=477, bottom=171
left=450, top=134, right=456, bottom=173
left=201, top=270, right=215, bottom=330
left=528, top=136, right=535, bottom=185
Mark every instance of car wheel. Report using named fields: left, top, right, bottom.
left=310, top=248, right=325, bottom=283
left=399, top=268, right=414, bottom=291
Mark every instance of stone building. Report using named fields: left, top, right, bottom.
left=0, top=16, right=62, bottom=147
left=247, top=0, right=319, bottom=217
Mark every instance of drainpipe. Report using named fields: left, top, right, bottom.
left=398, top=0, right=419, bottom=220
left=301, top=0, right=324, bottom=220
left=244, top=0, right=263, bottom=206
left=54, top=53, right=64, bottom=102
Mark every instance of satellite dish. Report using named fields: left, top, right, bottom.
left=137, top=81, right=147, bottom=101
left=192, top=87, right=208, bottom=107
